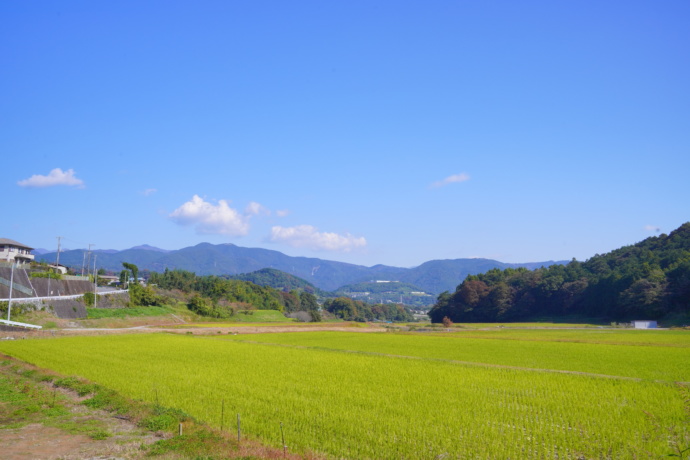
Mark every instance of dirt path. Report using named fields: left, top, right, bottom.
left=0, top=375, right=166, bottom=460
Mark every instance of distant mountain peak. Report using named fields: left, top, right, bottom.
left=128, top=244, right=170, bottom=253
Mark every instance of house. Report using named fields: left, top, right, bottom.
left=633, top=320, right=657, bottom=329
left=0, top=238, right=35, bottom=264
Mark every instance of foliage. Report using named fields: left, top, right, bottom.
left=0, top=301, right=34, bottom=317
left=85, top=306, right=172, bottom=319
left=149, top=269, right=284, bottom=311
left=323, top=296, right=414, bottom=322
left=122, top=262, right=139, bottom=283
left=429, top=222, right=690, bottom=323
left=127, top=283, right=162, bottom=307
left=187, top=295, right=236, bottom=318
left=83, top=292, right=95, bottom=306
left=30, top=270, right=62, bottom=280
left=228, top=267, right=323, bottom=295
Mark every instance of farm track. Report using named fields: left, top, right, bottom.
left=1, top=324, right=387, bottom=340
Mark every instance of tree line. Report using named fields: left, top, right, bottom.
left=147, top=268, right=413, bottom=322
left=429, top=222, right=690, bottom=323
left=323, top=297, right=414, bottom=322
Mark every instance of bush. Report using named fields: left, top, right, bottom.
left=83, top=292, right=95, bottom=307
left=30, top=271, right=62, bottom=280
left=128, top=283, right=161, bottom=307
left=0, top=301, right=35, bottom=317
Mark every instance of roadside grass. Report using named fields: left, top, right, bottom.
left=223, top=310, right=294, bottom=323
left=0, top=359, right=108, bottom=439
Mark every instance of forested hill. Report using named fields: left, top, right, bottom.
left=429, top=222, right=690, bottom=323
left=227, top=268, right=327, bottom=296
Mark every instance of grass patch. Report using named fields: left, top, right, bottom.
left=85, top=305, right=173, bottom=319
left=229, top=310, right=294, bottom=322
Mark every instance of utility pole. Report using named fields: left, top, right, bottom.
left=55, top=236, right=63, bottom=269
left=93, top=254, right=98, bottom=308
left=84, top=244, right=94, bottom=277
left=7, top=262, right=15, bottom=321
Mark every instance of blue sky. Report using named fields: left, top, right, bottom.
left=2, top=1, right=688, bottom=268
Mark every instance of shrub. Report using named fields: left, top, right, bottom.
left=83, top=292, right=95, bottom=307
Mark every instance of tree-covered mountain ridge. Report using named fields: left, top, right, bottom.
left=38, top=243, right=565, bottom=294
left=429, top=222, right=690, bottom=323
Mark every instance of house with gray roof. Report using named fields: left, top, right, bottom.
left=0, top=238, right=35, bottom=264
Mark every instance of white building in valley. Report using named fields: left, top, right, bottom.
left=632, top=320, right=658, bottom=329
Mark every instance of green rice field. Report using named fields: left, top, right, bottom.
left=0, top=329, right=688, bottom=459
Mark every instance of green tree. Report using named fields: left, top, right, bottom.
left=122, top=262, right=139, bottom=284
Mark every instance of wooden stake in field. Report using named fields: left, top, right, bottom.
left=220, top=398, right=225, bottom=431
left=237, top=413, right=241, bottom=443
left=280, top=421, right=287, bottom=457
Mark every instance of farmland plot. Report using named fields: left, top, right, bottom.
left=0, top=332, right=688, bottom=459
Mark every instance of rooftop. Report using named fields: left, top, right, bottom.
left=0, top=238, right=34, bottom=250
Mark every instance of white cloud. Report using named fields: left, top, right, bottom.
left=430, top=172, right=470, bottom=188
left=245, top=201, right=269, bottom=216
left=169, top=195, right=259, bottom=236
left=644, top=225, right=661, bottom=233
left=276, top=209, right=291, bottom=218
left=142, top=188, right=157, bottom=196
left=270, top=225, right=367, bottom=252
left=17, top=168, right=85, bottom=188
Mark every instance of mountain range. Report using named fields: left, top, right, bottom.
left=37, top=243, right=566, bottom=294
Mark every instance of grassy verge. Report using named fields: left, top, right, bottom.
left=225, top=310, right=294, bottom=322
left=85, top=305, right=175, bottom=319
left=0, top=359, right=112, bottom=439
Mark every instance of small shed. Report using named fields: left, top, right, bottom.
left=633, top=320, right=657, bottom=329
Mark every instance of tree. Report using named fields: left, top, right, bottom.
left=324, top=297, right=358, bottom=320
left=119, top=269, right=129, bottom=286
left=428, top=291, right=453, bottom=323
left=122, top=262, right=139, bottom=284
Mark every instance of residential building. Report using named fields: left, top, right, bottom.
left=0, top=238, right=35, bottom=264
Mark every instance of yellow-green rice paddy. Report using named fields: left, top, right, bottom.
left=0, top=329, right=688, bottom=458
